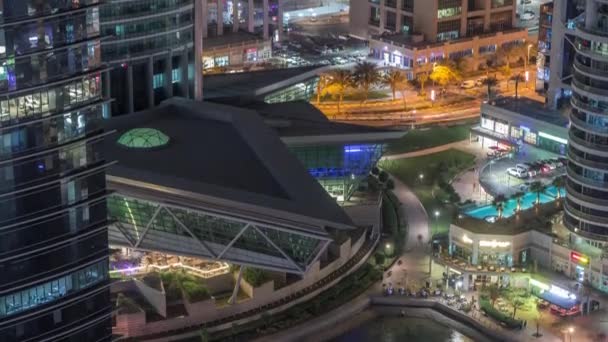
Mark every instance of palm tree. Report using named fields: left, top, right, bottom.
left=492, top=194, right=507, bottom=219
left=488, top=284, right=500, bottom=307
left=382, top=69, right=408, bottom=101
left=552, top=176, right=566, bottom=199
left=353, top=61, right=381, bottom=103
left=501, top=65, right=512, bottom=90
left=511, top=73, right=526, bottom=99
left=512, top=191, right=525, bottom=212
left=481, top=76, right=499, bottom=102
left=429, top=64, right=461, bottom=88
left=530, top=181, right=547, bottom=205
left=326, top=69, right=352, bottom=114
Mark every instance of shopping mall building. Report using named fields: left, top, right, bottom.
left=103, top=98, right=401, bottom=338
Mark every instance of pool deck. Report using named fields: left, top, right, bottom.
left=453, top=200, right=562, bottom=235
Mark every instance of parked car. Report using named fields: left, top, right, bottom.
left=460, top=80, right=476, bottom=89
left=542, top=159, right=558, bottom=170
left=507, top=167, right=528, bottom=178
left=518, top=163, right=537, bottom=177
left=551, top=158, right=564, bottom=168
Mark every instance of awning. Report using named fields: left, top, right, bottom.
left=535, top=290, right=579, bottom=309
left=470, top=126, right=516, bottom=147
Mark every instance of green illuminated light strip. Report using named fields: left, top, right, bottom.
left=538, top=131, right=568, bottom=145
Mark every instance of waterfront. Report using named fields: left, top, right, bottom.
left=332, top=315, right=477, bottom=342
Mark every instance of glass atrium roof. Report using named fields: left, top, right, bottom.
left=117, top=128, right=170, bottom=149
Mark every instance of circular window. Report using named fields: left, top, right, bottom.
left=117, top=128, right=170, bottom=149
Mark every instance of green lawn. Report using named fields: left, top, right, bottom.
left=385, top=124, right=474, bottom=155
left=379, top=149, right=476, bottom=237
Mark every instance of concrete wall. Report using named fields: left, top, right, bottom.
left=205, top=272, right=234, bottom=295
left=134, top=278, right=167, bottom=318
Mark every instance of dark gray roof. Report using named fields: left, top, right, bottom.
left=249, top=101, right=406, bottom=142
left=204, top=31, right=263, bottom=49
left=490, top=97, right=570, bottom=127
left=102, top=98, right=354, bottom=230
left=202, top=66, right=319, bottom=100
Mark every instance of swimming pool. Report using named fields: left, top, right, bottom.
left=464, top=186, right=565, bottom=220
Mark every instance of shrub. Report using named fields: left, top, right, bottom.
left=374, top=253, right=386, bottom=266
left=182, top=280, right=210, bottom=302
left=371, top=167, right=380, bottom=176
left=243, top=268, right=271, bottom=287
left=479, top=296, right=521, bottom=329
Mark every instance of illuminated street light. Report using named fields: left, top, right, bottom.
left=434, top=211, right=440, bottom=218
left=568, top=327, right=574, bottom=333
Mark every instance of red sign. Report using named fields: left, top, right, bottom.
left=571, top=251, right=589, bottom=265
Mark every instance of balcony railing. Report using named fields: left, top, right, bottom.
left=572, top=77, right=608, bottom=97
left=564, top=202, right=608, bottom=224
left=568, top=148, right=608, bottom=171
left=571, top=97, right=608, bottom=116
left=567, top=166, right=608, bottom=189
left=566, top=182, right=608, bottom=207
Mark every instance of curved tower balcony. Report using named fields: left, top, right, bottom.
left=0, top=2, right=111, bottom=341
left=567, top=1, right=608, bottom=244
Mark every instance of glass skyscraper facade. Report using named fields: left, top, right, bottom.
left=100, top=0, right=195, bottom=115
left=0, top=1, right=112, bottom=340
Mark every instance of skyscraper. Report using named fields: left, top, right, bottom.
left=0, top=2, right=112, bottom=340
left=100, top=0, right=197, bottom=115
left=564, top=0, right=608, bottom=247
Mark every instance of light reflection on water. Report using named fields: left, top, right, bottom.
left=331, top=316, right=477, bottom=342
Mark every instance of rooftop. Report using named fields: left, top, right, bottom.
left=488, top=97, right=570, bottom=128
left=203, top=66, right=321, bottom=100
left=102, top=98, right=354, bottom=232
left=204, top=31, right=266, bottom=49
left=248, top=101, right=406, bottom=143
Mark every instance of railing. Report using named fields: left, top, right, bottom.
left=572, top=77, right=608, bottom=97
left=564, top=201, right=608, bottom=224
left=567, top=166, right=608, bottom=189
left=570, top=96, right=608, bottom=116
left=568, top=148, right=608, bottom=171
left=577, top=21, right=608, bottom=38
left=568, top=131, right=608, bottom=151
left=565, top=182, right=608, bottom=206
left=573, top=58, right=608, bottom=79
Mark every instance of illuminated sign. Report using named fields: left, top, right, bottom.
left=538, top=131, right=568, bottom=145
left=462, top=235, right=473, bottom=244
left=571, top=251, right=589, bottom=265
left=479, top=240, right=511, bottom=248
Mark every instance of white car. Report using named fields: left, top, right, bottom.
left=507, top=167, right=528, bottom=178
left=521, top=11, right=536, bottom=21
left=460, top=80, right=476, bottom=89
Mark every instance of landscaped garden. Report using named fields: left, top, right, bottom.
left=385, top=124, right=474, bottom=155
left=479, top=284, right=539, bottom=329
left=379, top=149, right=476, bottom=237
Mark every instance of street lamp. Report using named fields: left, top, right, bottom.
left=525, top=44, right=533, bottom=88
left=567, top=327, right=574, bottom=342
left=434, top=211, right=440, bottom=235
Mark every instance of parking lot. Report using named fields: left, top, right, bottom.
left=479, top=144, right=565, bottom=198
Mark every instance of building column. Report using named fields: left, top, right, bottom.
left=164, top=52, right=173, bottom=98
left=217, top=0, right=224, bottom=35
left=263, top=0, right=269, bottom=40
left=483, top=0, right=491, bottom=31
left=472, top=239, right=479, bottom=265
left=147, top=57, right=155, bottom=108
left=586, top=0, right=598, bottom=30
left=181, top=49, right=190, bottom=98
left=460, top=0, right=468, bottom=38
left=395, top=0, right=403, bottom=33
left=248, top=0, right=254, bottom=33
left=127, top=65, right=134, bottom=113
left=103, top=69, right=111, bottom=99
left=233, top=0, right=239, bottom=32
left=277, top=0, right=284, bottom=41
left=194, top=0, right=204, bottom=100
left=229, top=266, right=245, bottom=305
left=379, top=1, right=385, bottom=31
left=202, top=0, right=208, bottom=38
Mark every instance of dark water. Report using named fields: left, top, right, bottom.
left=332, top=316, right=477, bottom=342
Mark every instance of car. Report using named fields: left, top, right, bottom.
left=544, top=159, right=558, bottom=170
left=507, top=167, right=528, bottom=178
left=460, top=80, right=476, bottom=89
left=521, top=11, right=536, bottom=21
left=550, top=158, right=564, bottom=168
left=518, top=163, right=537, bottom=177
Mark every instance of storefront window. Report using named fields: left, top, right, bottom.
left=524, top=131, right=537, bottom=145
left=511, top=126, right=522, bottom=139
left=481, top=117, right=495, bottom=130
left=495, top=121, right=509, bottom=135
left=214, top=56, right=229, bottom=67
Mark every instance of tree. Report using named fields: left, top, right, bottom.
left=510, top=73, right=526, bottom=98
left=375, top=252, right=386, bottom=266
left=353, top=61, right=381, bottom=103
left=530, top=181, right=547, bottom=205
left=492, top=194, right=507, bottom=219
left=382, top=69, right=408, bottom=101
left=500, top=65, right=512, bottom=90
left=429, top=65, right=461, bottom=88
left=199, top=327, right=210, bottom=342
left=512, top=191, right=525, bottom=212
left=552, top=176, right=566, bottom=199
left=324, top=69, right=352, bottom=114
left=481, top=76, right=499, bottom=102
left=488, top=284, right=500, bottom=307
left=416, top=72, right=429, bottom=96
left=511, top=298, right=525, bottom=319
left=378, top=170, right=389, bottom=183
left=315, top=74, right=331, bottom=105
